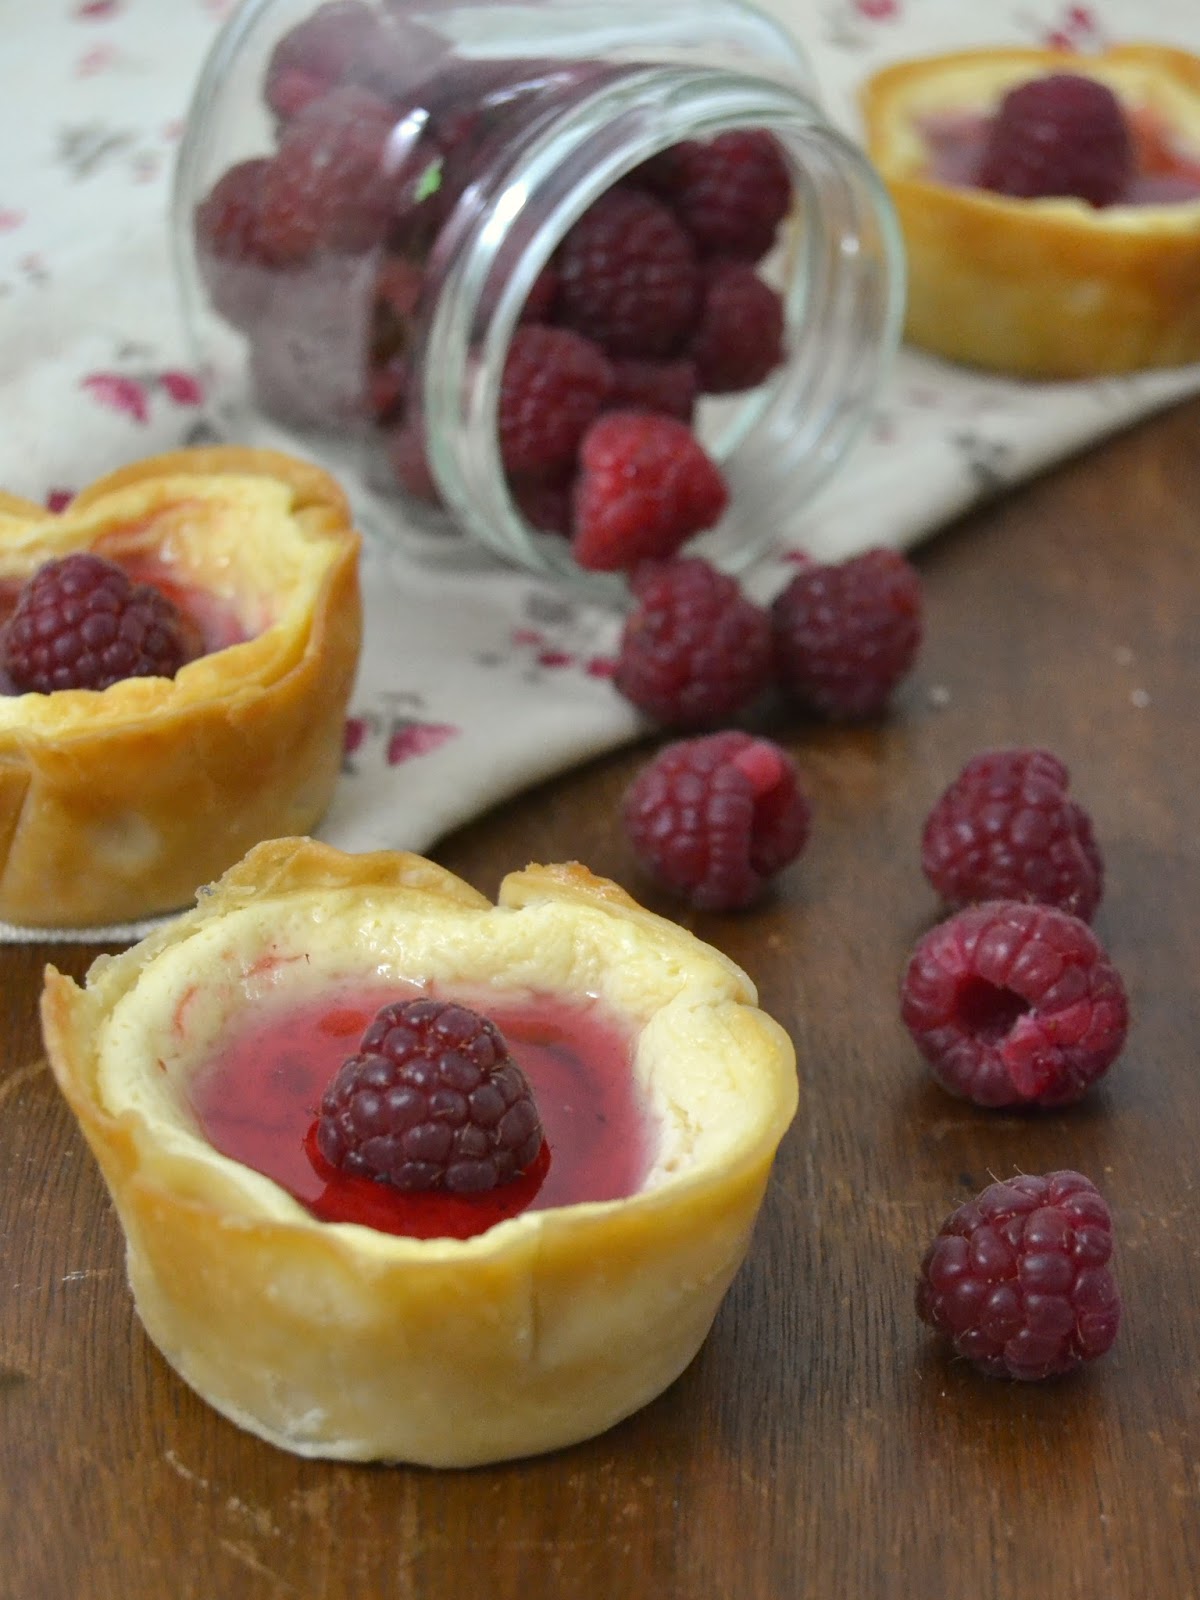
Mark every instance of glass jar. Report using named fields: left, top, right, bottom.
left=173, top=0, right=904, bottom=587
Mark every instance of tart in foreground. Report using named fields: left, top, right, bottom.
left=0, top=447, right=361, bottom=925
left=861, top=45, right=1200, bottom=376
left=41, top=838, right=799, bottom=1467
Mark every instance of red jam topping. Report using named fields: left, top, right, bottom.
left=187, top=984, right=657, bottom=1240
left=920, top=106, right=1200, bottom=205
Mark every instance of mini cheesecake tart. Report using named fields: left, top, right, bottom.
left=0, top=448, right=361, bottom=926
left=861, top=44, right=1200, bottom=376
left=41, top=838, right=799, bottom=1467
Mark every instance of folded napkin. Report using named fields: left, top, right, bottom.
left=1, top=0, right=1197, bottom=942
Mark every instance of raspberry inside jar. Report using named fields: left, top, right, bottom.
left=176, top=0, right=903, bottom=584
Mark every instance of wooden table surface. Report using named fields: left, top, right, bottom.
left=4, top=397, right=1200, bottom=1600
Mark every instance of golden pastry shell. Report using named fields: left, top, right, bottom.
left=0, top=447, right=361, bottom=926
left=42, top=837, right=799, bottom=1467
left=861, top=44, right=1200, bottom=376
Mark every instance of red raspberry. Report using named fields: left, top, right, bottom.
left=316, top=998, right=544, bottom=1194
left=249, top=255, right=376, bottom=429
left=263, top=1, right=383, bottom=119
left=556, top=188, right=700, bottom=359
left=672, top=130, right=793, bottom=261
left=389, top=420, right=443, bottom=506
left=518, top=265, right=561, bottom=324
left=770, top=547, right=923, bottom=718
left=977, top=73, right=1134, bottom=207
left=624, top=141, right=699, bottom=198
left=916, top=1171, right=1121, bottom=1380
left=257, top=86, right=398, bottom=266
left=498, top=325, right=613, bottom=480
left=690, top=262, right=785, bottom=394
left=193, top=158, right=272, bottom=329
left=614, top=558, right=772, bottom=727
left=571, top=411, right=729, bottom=572
left=922, top=748, right=1104, bottom=921
left=622, top=730, right=811, bottom=910
left=608, top=358, right=698, bottom=424
left=3, top=552, right=187, bottom=694
left=510, top=475, right=572, bottom=537
left=899, top=900, right=1129, bottom=1108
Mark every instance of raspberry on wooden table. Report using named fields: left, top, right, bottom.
left=977, top=72, right=1134, bottom=207
left=900, top=900, right=1128, bottom=1108
left=921, top=748, right=1104, bottom=921
left=690, top=261, right=785, bottom=394
left=571, top=411, right=729, bottom=572
left=614, top=558, right=772, bottom=727
left=316, top=998, right=544, bottom=1195
left=770, top=547, right=923, bottom=718
left=672, top=130, right=793, bottom=262
left=498, top=325, right=614, bottom=481
left=916, top=1171, right=1121, bottom=1380
left=556, top=187, right=700, bottom=359
left=622, top=730, right=811, bottom=910
left=3, top=552, right=188, bottom=695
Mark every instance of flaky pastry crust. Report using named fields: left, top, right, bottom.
left=0, top=448, right=361, bottom=925
left=861, top=45, right=1200, bottom=376
left=42, top=838, right=799, bottom=1466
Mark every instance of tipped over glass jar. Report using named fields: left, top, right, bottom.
left=174, top=0, right=904, bottom=587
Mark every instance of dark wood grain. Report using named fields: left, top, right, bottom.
left=5, top=398, right=1200, bottom=1600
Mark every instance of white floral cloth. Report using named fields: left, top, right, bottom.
left=0, top=0, right=1197, bottom=940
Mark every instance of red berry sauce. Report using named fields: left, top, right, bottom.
left=186, top=983, right=656, bottom=1240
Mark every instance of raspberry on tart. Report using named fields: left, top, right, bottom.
left=3, top=551, right=189, bottom=694
left=317, top=997, right=545, bottom=1194
left=41, top=838, right=798, bottom=1466
left=860, top=44, right=1200, bottom=375
left=0, top=448, right=361, bottom=926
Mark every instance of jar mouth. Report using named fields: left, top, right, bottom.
left=420, top=63, right=906, bottom=595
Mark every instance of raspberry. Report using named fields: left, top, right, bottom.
left=608, top=358, right=698, bottom=424
left=257, top=86, right=398, bottom=266
left=622, top=730, right=811, bottom=910
left=916, top=1171, right=1121, bottom=1380
left=690, top=262, right=785, bottom=394
left=977, top=73, right=1134, bottom=207
left=571, top=411, right=729, bottom=572
left=899, top=900, right=1129, bottom=1108
left=614, top=558, right=772, bottom=727
left=624, top=141, right=699, bottom=198
left=263, top=1, right=383, bottom=119
left=193, top=158, right=272, bottom=330
left=922, top=748, right=1104, bottom=921
left=316, top=998, right=544, bottom=1194
left=511, top=475, right=572, bottom=537
left=3, top=552, right=187, bottom=694
left=556, top=188, right=700, bottom=359
left=498, top=325, right=613, bottom=480
left=518, top=265, right=560, bottom=324
left=389, top=421, right=442, bottom=505
left=770, top=547, right=923, bottom=718
left=672, top=130, right=793, bottom=261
